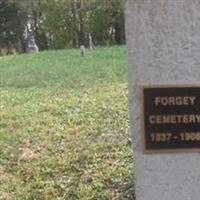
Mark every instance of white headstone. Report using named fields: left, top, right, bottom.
left=126, top=0, right=200, bottom=200
left=25, top=22, right=39, bottom=53
left=80, top=45, right=85, bottom=56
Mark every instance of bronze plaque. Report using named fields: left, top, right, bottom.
left=141, top=85, right=200, bottom=153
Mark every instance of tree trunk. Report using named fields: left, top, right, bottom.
left=78, top=0, right=85, bottom=46
left=71, top=1, right=78, bottom=48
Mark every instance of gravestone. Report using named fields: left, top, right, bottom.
left=25, top=23, right=39, bottom=53
left=125, top=0, right=200, bottom=200
left=80, top=45, right=85, bottom=56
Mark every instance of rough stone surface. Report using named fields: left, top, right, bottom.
left=125, top=0, right=200, bottom=199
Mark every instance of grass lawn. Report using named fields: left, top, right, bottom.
left=0, top=46, right=134, bottom=200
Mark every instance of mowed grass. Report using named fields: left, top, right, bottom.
left=0, top=46, right=134, bottom=200
left=0, top=47, right=126, bottom=89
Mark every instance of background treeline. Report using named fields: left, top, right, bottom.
left=0, top=0, right=125, bottom=55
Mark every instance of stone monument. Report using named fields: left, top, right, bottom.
left=26, top=29, right=39, bottom=53
left=25, top=21, right=39, bottom=54
left=125, top=0, right=200, bottom=200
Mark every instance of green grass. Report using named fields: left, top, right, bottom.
left=0, top=47, right=127, bottom=89
left=0, top=46, right=134, bottom=200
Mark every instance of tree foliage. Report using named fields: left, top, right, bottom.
left=0, top=1, right=23, bottom=50
left=0, top=0, right=125, bottom=54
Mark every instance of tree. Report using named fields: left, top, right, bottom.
left=0, top=0, right=125, bottom=55
left=0, top=0, right=25, bottom=54
left=88, top=0, right=125, bottom=46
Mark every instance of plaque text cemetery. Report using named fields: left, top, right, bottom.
left=141, top=86, right=200, bottom=153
